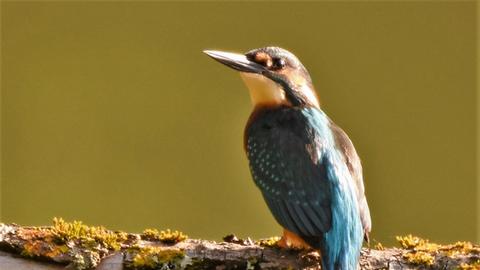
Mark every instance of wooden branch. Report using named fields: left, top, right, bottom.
left=0, top=221, right=478, bottom=269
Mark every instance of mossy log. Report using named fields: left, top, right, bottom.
left=0, top=221, right=478, bottom=270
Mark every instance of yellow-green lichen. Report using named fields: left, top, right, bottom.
left=256, top=236, right=281, bottom=248
left=447, top=241, right=480, bottom=256
left=373, top=242, right=385, bottom=250
left=52, top=217, right=127, bottom=251
left=128, top=246, right=187, bottom=269
left=458, top=260, right=480, bottom=270
left=396, top=235, right=430, bottom=250
left=8, top=218, right=196, bottom=270
left=397, top=235, right=437, bottom=266
left=141, top=228, right=188, bottom=244
left=14, top=218, right=132, bottom=270
left=403, top=251, right=435, bottom=266
left=396, top=235, right=480, bottom=268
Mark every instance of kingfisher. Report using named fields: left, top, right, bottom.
left=204, top=47, right=371, bottom=270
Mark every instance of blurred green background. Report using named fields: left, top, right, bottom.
left=1, top=2, right=477, bottom=245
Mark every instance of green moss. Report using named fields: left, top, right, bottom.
left=256, top=236, right=281, bottom=248
left=403, top=251, right=435, bottom=266
left=16, top=219, right=480, bottom=270
left=52, top=217, right=127, bottom=251
left=372, top=241, right=384, bottom=251
left=13, top=218, right=132, bottom=269
left=396, top=235, right=438, bottom=267
left=10, top=218, right=195, bottom=270
left=126, top=246, right=187, bottom=269
left=396, top=235, right=429, bottom=249
left=141, top=228, right=188, bottom=244
left=396, top=235, right=480, bottom=268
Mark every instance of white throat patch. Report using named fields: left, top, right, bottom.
left=240, top=73, right=287, bottom=106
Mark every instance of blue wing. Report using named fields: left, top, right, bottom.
left=246, top=106, right=365, bottom=270
left=330, top=123, right=372, bottom=241
left=245, top=107, right=335, bottom=238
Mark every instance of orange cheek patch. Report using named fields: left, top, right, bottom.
left=279, top=70, right=306, bottom=86
left=254, top=52, right=272, bottom=68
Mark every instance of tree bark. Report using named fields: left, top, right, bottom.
left=0, top=223, right=478, bottom=270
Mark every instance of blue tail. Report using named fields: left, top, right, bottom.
left=305, top=232, right=362, bottom=270
left=304, top=171, right=364, bottom=270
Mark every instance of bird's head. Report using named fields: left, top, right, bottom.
left=204, top=47, right=320, bottom=108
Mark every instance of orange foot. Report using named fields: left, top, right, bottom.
left=277, top=229, right=313, bottom=250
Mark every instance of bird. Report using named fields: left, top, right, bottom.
left=204, top=47, right=371, bottom=270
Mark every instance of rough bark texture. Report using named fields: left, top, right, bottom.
left=0, top=222, right=478, bottom=270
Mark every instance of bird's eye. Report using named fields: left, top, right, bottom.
left=271, top=58, right=286, bottom=70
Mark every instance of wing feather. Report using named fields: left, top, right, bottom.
left=264, top=197, right=302, bottom=235
left=301, top=203, right=327, bottom=232
left=330, top=123, right=372, bottom=239
left=246, top=108, right=334, bottom=237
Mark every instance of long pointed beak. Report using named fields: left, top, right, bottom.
left=203, top=50, right=265, bottom=74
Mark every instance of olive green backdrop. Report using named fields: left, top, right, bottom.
left=1, top=1, right=477, bottom=245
